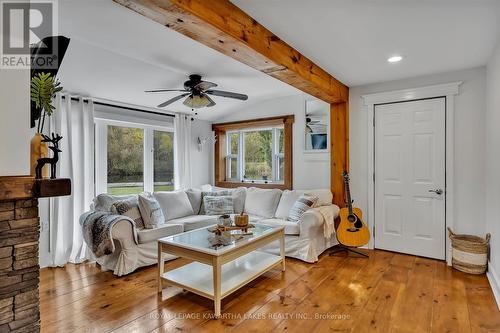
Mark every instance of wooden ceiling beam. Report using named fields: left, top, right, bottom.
left=113, top=0, right=349, bottom=104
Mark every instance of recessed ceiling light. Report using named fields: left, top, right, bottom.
left=388, top=55, right=403, bottom=63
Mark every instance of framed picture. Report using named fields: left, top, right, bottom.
left=304, top=99, right=329, bottom=153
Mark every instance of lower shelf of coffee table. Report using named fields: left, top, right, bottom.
left=161, top=251, right=282, bottom=299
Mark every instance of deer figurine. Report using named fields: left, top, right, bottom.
left=35, top=133, right=63, bottom=179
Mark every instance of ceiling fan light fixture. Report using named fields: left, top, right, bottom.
left=183, top=94, right=211, bottom=109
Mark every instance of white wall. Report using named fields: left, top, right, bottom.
left=0, top=69, right=32, bottom=175
left=349, top=67, right=487, bottom=237
left=190, top=119, right=213, bottom=187
left=215, top=94, right=330, bottom=190
left=486, top=41, right=500, bottom=305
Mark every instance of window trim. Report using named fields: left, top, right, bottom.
left=227, top=127, right=284, bottom=184
left=213, top=115, right=294, bottom=190
left=95, top=118, right=174, bottom=195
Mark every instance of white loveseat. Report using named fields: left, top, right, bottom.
left=87, top=185, right=340, bottom=276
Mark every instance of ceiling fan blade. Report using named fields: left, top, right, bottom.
left=206, top=89, right=248, bottom=100
left=145, top=89, right=187, bottom=93
left=157, top=93, right=190, bottom=108
left=194, top=81, right=217, bottom=91
left=205, top=94, right=216, bottom=107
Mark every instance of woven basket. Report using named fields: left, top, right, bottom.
left=448, top=227, right=490, bottom=274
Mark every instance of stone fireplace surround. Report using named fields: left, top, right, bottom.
left=0, top=176, right=70, bottom=333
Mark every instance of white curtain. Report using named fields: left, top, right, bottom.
left=174, top=114, right=192, bottom=190
left=48, top=94, right=95, bottom=266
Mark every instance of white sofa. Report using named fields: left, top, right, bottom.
left=87, top=185, right=340, bottom=276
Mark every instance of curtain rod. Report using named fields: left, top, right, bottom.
left=61, top=96, right=175, bottom=118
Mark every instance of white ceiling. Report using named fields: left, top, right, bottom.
left=57, top=0, right=301, bottom=121
left=57, top=0, right=500, bottom=120
left=232, top=0, right=500, bottom=86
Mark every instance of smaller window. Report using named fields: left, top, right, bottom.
left=213, top=115, right=294, bottom=189
left=226, top=127, right=284, bottom=184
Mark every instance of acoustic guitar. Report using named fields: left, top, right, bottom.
left=336, top=172, right=370, bottom=247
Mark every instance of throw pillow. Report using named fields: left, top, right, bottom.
left=92, top=193, right=137, bottom=212
left=153, top=191, right=194, bottom=221
left=138, top=193, right=165, bottom=229
left=185, top=188, right=203, bottom=214
left=199, top=190, right=231, bottom=214
left=111, top=198, right=145, bottom=229
left=203, top=195, right=234, bottom=215
left=288, top=195, right=319, bottom=222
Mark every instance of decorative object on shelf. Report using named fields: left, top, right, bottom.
left=30, top=72, right=63, bottom=177
left=208, top=223, right=255, bottom=236
left=35, top=133, right=63, bottom=179
left=304, top=99, right=329, bottom=152
left=208, top=223, right=255, bottom=247
left=448, top=228, right=490, bottom=274
left=31, top=72, right=63, bottom=133
left=234, top=213, right=249, bottom=227
left=30, top=36, right=70, bottom=128
left=30, top=133, right=49, bottom=178
left=218, top=214, right=232, bottom=227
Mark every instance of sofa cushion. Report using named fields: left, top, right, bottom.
left=199, top=184, right=213, bottom=192
left=275, top=190, right=302, bottom=219
left=137, top=223, right=184, bottom=244
left=230, top=188, right=246, bottom=214
left=167, top=215, right=219, bottom=231
left=185, top=188, right=203, bottom=214
left=300, top=189, right=332, bottom=206
left=259, top=218, right=300, bottom=235
left=93, top=193, right=137, bottom=212
left=244, top=187, right=282, bottom=218
left=154, top=191, right=194, bottom=221
left=138, top=192, right=165, bottom=229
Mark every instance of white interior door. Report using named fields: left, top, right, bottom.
left=374, top=98, right=446, bottom=259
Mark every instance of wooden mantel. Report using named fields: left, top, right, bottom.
left=0, top=176, right=71, bottom=201
left=115, top=0, right=350, bottom=206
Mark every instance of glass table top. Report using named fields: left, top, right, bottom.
left=159, top=223, right=283, bottom=255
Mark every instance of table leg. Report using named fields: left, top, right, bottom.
left=213, top=257, right=221, bottom=318
left=158, top=243, right=165, bottom=293
left=280, top=231, right=286, bottom=272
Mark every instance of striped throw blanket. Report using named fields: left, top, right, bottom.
left=80, top=211, right=138, bottom=257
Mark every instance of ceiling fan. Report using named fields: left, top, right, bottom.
left=146, top=74, right=248, bottom=109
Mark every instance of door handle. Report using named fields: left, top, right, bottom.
left=428, top=189, right=444, bottom=195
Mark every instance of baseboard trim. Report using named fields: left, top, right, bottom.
left=486, top=261, right=500, bottom=311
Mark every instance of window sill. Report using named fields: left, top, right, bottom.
left=216, top=181, right=290, bottom=190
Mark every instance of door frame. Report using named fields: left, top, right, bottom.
left=362, top=82, right=462, bottom=265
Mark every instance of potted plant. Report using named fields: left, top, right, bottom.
left=30, top=72, right=63, bottom=177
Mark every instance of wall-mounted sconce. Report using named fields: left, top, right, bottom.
left=197, top=134, right=217, bottom=152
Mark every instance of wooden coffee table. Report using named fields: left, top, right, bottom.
left=157, top=223, right=285, bottom=317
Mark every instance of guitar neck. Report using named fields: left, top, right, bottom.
left=344, top=175, right=353, bottom=215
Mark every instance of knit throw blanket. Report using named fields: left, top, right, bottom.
left=80, top=211, right=138, bottom=257
left=315, top=205, right=338, bottom=238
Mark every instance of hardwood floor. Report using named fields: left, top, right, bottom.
left=39, top=250, right=500, bottom=333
